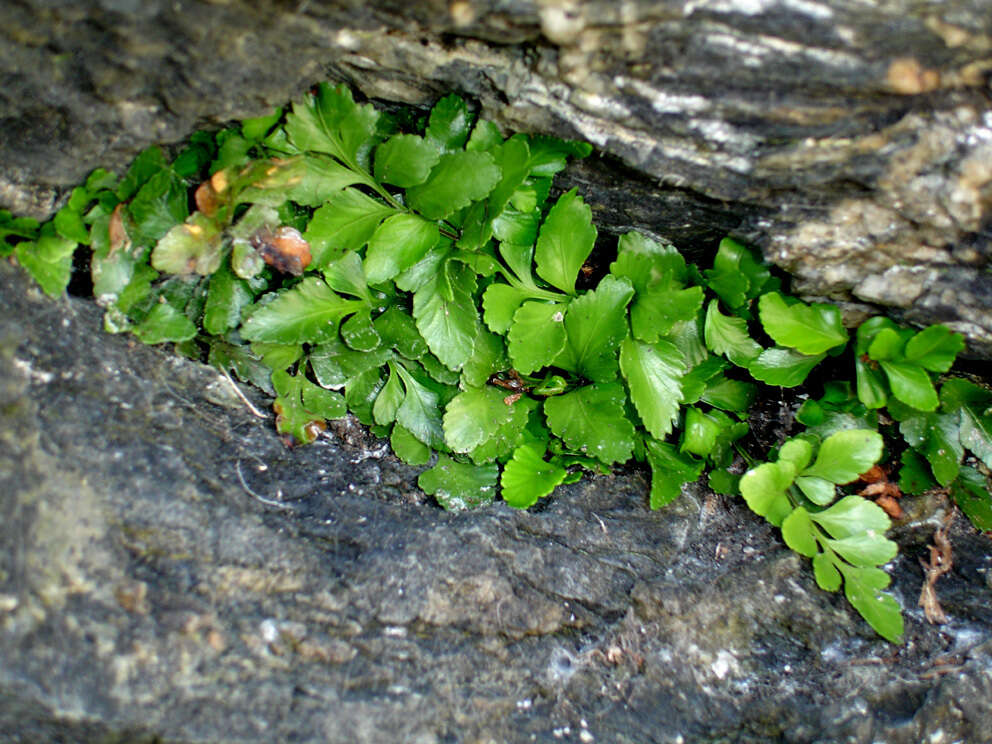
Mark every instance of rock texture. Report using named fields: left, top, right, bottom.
left=2, top=1, right=992, bottom=353
left=3, top=4, right=992, bottom=738
left=3, top=256, right=992, bottom=741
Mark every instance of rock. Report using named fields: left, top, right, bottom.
left=2, top=1, right=992, bottom=353
left=3, top=259, right=992, bottom=742
left=2, top=2, right=992, bottom=739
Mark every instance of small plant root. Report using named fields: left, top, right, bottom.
left=919, top=512, right=954, bottom=624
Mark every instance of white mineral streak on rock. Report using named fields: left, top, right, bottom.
left=686, top=0, right=834, bottom=17
left=615, top=77, right=711, bottom=115
left=703, top=29, right=861, bottom=71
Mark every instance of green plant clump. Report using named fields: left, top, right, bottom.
left=6, top=82, right=992, bottom=642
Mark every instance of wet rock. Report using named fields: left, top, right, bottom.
left=2, top=259, right=992, bottom=742
left=2, top=1, right=992, bottom=353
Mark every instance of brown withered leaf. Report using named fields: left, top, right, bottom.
left=194, top=180, right=221, bottom=217
left=857, top=464, right=903, bottom=518
left=108, top=203, right=131, bottom=258
left=488, top=369, right=529, bottom=393
left=860, top=465, right=887, bottom=484
left=874, top=494, right=904, bottom=520
left=250, top=226, right=311, bottom=276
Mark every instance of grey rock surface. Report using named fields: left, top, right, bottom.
left=3, top=257, right=992, bottom=741
left=2, top=1, right=992, bottom=353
